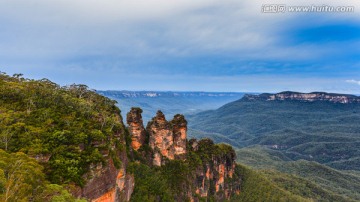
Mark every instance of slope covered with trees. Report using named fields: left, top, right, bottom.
left=0, top=73, right=124, bottom=186
left=189, top=94, right=360, bottom=170
left=188, top=93, right=360, bottom=201
left=236, top=146, right=360, bottom=201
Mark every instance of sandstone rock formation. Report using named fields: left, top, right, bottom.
left=127, top=111, right=241, bottom=201
left=84, top=109, right=241, bottom=202
left=126, top=110, right=188, bottom=166
left=80, top=159, right=134, bottom=202
left=171, top=114, right=187, bottom=158
left=126, top=107, right=146, bottom=151
left=147, top=111, right=175, bottom=166
left=190, top=138, right=240, bottom=200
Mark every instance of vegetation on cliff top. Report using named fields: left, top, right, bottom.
left=0, top=73, right=124, bottom=186
left=128, top=139, right=240, bottom=202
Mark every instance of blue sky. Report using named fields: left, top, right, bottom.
left=0, top=0, right=360, bottom=93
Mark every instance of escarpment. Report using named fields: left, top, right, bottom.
left=147, top=110, right=176, bottom=165
left=243, top=91, right=360, bottom=103
left=146, top=111, right=187, bottom=166
left=0, top=74, right=139, bottom=202
left=188, top=138, right=240, bottom=200
left=127, top=109, right=241, bottom=201
left=126, top=107, right=146, bottom=151
left=171, top=114, right=187, bottom=158
left=74, top=114, right=135, bottom=202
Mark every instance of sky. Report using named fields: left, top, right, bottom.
left=0, top=0, right=360, bottom=93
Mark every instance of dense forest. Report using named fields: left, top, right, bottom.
left=0, top=72, right=127, bottom=201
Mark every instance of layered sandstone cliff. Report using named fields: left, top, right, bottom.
left=171, top=114, right=187, bottom=158
left=146, top=111, right=187, bottom=166
left=189, top=138, right=240, bottom=201
left=244, top=91, right=360, bottom=104
left=126, top=108, right=146, bottom=151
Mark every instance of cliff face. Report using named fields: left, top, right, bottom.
left=146, top=111, right=187, bottom=166
left=190, top=139, right=240, bottom=201
left=126, top=108, right=146, bottom=151
left=127, top=109, right=241, bottom=201
left=147, top=111, right=175, bottom=165
left=80, top=158, right=134, bottom=202
left=73, top=115, right=134, bottom=202
left=243, top=91, right=360, bottom=103
left=171, top=114, right=187, bottom=158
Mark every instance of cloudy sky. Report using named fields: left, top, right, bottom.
left=1, top=0, right=360, bottom=93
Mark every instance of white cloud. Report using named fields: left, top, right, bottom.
left=0, top=0, right=360, bottom=92
left=346, top=79, right=360, bottom=85
left=1, top=0, right=358, bottom=61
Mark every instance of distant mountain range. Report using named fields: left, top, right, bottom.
left=189, top=91, right=360, bottom=169
left=98, top=90, right=243, bottom=98
left=244, top=91, right=360, bottom=103
left=188, top=91, right=360, bottom=200
left=98, top=90, right=245, bottom=122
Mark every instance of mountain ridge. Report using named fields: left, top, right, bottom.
left=243, top=91, right=360, bottom=103
left=189, top=90, right=360, bottom=171
left=188, top=91, right=360, bottom=200
left=98, top=90, right=245, bottom=98
left=98, top=90, right=246, bottom=123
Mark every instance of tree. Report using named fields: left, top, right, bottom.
left=0, top=129, right=13, bottom=151
left=0, top=150, right=46, bottom=202
left=12, top=73, right=23, bottom=82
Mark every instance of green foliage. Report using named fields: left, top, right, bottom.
left=189, top=96, right=360, bottom=201
left=189, top=98, right=360, bottom=170
left=0, top=73, right=124, bottom=185
left=40, top=184, right=86, bottom=202
left=196, top=139, right=236, bottom=167
left=0, top=149, right=83, bottom=202
left=0, top=149, right=46, bottom=201
left=161, top=160, right=191, bottom=193
left=128, top=139, right=243, bottom=201
left=236, top=146, right=360, bottom=201
left=231, top=164, right=308, bottom=202
left=261, top=170, right=356, bottom=202
left=128, top=163, right=174, bottom=202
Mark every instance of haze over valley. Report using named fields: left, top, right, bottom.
left=98, top=90, right=245, bottom=122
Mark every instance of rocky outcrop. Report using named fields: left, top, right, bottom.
left=170, top=114, right=187, bottom=158
left=147, top=111, right=175, bottom=166
left=243, top=91, right=360, bottom=104
left=126, top=110, right=188, bottom=166
left=126, top=108, right=146, bottom=151
left=191, top=139, right=240, bottom=201
left=126, top=110, right=240, bottom=201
